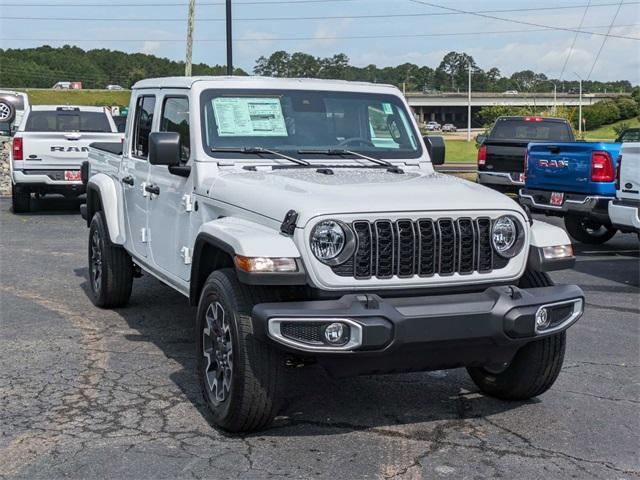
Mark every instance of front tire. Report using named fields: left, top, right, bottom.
left=196, top=269, right=285, bottom=432
left=564, top=214, right=616, bottom=244
left=88, top=211, right=133, bottom=308
left=466, top=269, right=566, bottom=400
left=11, top=184, right=31, bottom=213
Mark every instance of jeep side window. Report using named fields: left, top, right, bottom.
left=132, top=95, right=156, bottom=159
left=160, top=96, right=190, bottom=163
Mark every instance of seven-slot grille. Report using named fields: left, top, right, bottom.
left=332, top=218, right=502, bottom=279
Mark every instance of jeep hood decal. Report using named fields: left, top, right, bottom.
left=209, top=168, right=519, bottom=225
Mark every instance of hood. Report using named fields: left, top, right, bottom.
left=208, top=167, right=521, bottom=226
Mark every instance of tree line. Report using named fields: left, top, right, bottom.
left=0, top=45, right=635, bottom=94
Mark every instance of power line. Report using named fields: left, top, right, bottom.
left=407, top=0, right=637, bottom=40
left=559, top=0, right=592, bottom=82
left=2, top=0, right=361, bottom=5
left=1, top=23, right=638, bottom=44
left=5, top=2, right=640, bottom=22
left=586, top=0, right=625, bottom=80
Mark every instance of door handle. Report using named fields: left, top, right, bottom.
left=145, top=184, right=160, bottom=196
left=122, top=176, right=134, bottom=186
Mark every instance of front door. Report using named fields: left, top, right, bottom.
left=122, top=94, right=156, bottom=258
left=147, top=94, right=193, bottom=280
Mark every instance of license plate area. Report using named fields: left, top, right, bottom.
left=64, top=170, right=81, bottom=181
left=550, top=192, right=564, bottom=206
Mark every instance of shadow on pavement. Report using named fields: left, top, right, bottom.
left=8, top=194, right=84, bottom=216
left=74, top=266, right=528, bottom=437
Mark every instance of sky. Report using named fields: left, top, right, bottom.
left=0, top=0, right=639, bottom=83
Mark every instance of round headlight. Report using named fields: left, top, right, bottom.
left=310, top=220, right=356, bottom=265
left=491, top=215, right=523, bottom=258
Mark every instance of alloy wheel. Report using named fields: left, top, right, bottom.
left=202, top=301, right=233, bottom=404
left=90, top=230, right=102, bottom=293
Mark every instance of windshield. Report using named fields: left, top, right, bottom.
left=200, top=89, right=421, bottom=159
left=490, top=119, right=573, bottom=141
left=25, top=110, right=112, bottom=133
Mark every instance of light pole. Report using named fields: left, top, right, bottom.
left=553, top=83, right=557, bottom=115
left=226, top=0, right=233, bottom=75
left=184, top=0, right=195, bottom=76
left=574, top=72, right=583, bottom=134
left=467, top=63, right=472, bottom=142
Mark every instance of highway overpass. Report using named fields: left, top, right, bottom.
left=406, top=91, right=627, bottom=127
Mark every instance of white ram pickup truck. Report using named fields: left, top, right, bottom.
left=10, top=105, right=122, bottom=212
left=609, top=142, right=640, bottom=234
left=81, top=76, right=584, bottom=432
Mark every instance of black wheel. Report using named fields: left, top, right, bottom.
left=196, top=268, right=285, bottom=432
left=564, top=215, right=616, bottom=244
left=11, top=184, right=31, bottom=213
left=88, top=211, right=133, bottom=308
left=466, top=269, right=566, bottom=400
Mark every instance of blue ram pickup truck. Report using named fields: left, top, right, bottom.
left=520, top=141, right=621, bottom=244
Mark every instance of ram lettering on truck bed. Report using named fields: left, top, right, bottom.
left=81, top=76, right=584, bottom=432
left=477, top=116, right=574, bottom=194
left=10, top=105, right=122, bottom=213
left=520, top=141, right=621, bottom=244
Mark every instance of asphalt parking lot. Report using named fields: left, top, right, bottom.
left=0, top=196, right=638, bottom=479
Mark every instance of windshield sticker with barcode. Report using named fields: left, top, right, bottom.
left=212, top=97, right=288, bottom=137
left=381, top=102, right=393, bottom=115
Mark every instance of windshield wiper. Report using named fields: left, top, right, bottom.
left=210, top=146, right=310, bottom=166
left=297, top=148, right=394, bottom=168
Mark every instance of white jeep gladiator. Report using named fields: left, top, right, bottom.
left=608, top=142, right=640, bottom=234
left=81, top=76, right=584, bottom=432
left=10, top=105, right=122, bottom=212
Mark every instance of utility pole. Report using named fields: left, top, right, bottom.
left=184, top=0, right=195, bottom=76
left=226, top=0, right=233, bottom=75
left=553, top=83, right=557, bottom=115
left=574, top=72, right=583, bottom=135
left=467, top=63, right=471, bottom=142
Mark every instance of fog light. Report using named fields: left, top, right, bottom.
left=324, top=322, right=348, bottom=344
left=535, top=307, right=550, bottom=330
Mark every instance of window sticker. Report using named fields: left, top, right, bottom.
left=381, top=102, right=394, bottom=115
left=212, top=97, right=287, bottom=137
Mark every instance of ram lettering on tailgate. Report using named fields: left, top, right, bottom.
left=51, top=146, right=90, bottom=152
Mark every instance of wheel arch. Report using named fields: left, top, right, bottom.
left=86, top=173, right=126, bottom=245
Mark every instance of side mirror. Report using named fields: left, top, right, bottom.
left=423, top=135, right=445, bottom=165
left=475, top=134, right=486, bottom=145
left=149, top=131, right=181, bottom=167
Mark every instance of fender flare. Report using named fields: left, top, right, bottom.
left=189, top=217, right=304, bottom=305
left=86, top=173, right=126, bottom=245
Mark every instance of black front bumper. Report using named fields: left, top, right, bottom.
left=252, top=284, right=584, bottom=377
left=520, top=188, right=612, bottom=222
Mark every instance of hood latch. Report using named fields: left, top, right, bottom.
left=280, top=210, right=299, bottom=236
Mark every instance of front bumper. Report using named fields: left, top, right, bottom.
left=520, top=188, right=611, bottom=222
left=252, top=284, right=584, bottom=377
left=608, top=199, right=640, bottom=232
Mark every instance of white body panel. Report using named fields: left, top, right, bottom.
left=85, top=76, right=573, bottom=295
left=608, top=142, right=640, bottom=230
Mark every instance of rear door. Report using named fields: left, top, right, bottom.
left=21, top=108, right=116, bottom=170
left=122, top=94, right=156, bottom=259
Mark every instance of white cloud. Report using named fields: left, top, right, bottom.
left=141, top=41, right=162, bottom=55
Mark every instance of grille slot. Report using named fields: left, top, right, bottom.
left=280, top=322, right=325, bottom=345
left=335, top=217, right=502, bottom=279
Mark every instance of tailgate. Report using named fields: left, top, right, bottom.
left=20, top=132, right=122, bottom=170
left=483, top=141, right=527, bottom=173
left=619, top=143, right=640, bottom=202
left=525, top=142, right=618, bottom=195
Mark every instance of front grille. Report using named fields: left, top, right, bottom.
left=332, top=217, right=503, bottom=279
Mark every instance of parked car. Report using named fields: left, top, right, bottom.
left=9, top=105, right=122, bottom=212
left=615, top=127, right=640, bottom=143
left=52, top=81, right=82, bottom=90
left=425, top=121, right=441, bottom=131
left=520, top=141, right=621, bottom=244
left=504, top=90, right=519, bottom=95
left=81, top=76, right=583, bottom=433
left=608, top=142, right=640, bottom=234
left=442, top=123, right=457, bottom=132
left=477, top=116, right=575, bottom=195
left=106, top=84, right=124, bottom=91
left=0, top=90, right=30, bottom=137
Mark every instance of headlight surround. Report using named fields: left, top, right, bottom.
left=491, top=215, right=525, bottom=258
left=310, top=220, right=355, bottom=265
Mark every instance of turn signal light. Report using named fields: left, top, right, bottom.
left=591, top=151, right=614, bottom=182
left=12, top=137, right=23, bottom=161
left=234, top=255, right=297, bottom=273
